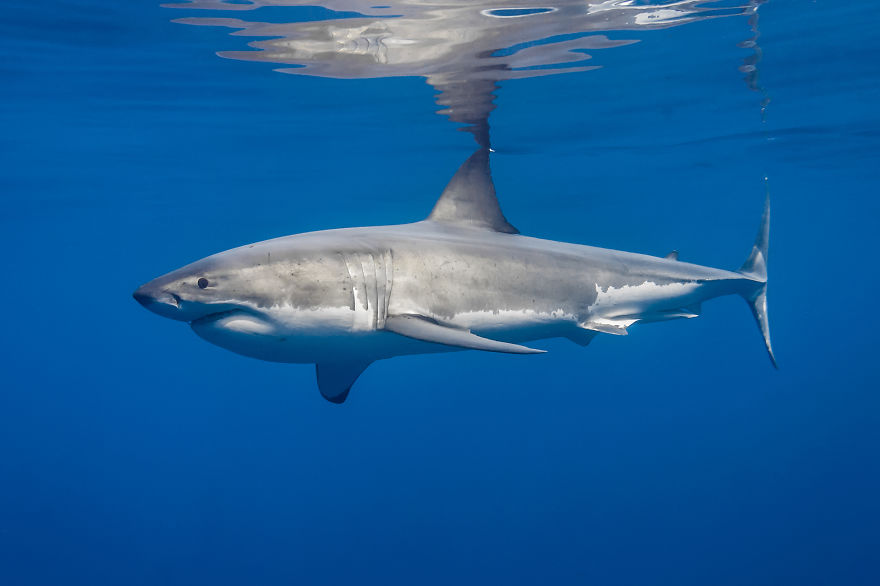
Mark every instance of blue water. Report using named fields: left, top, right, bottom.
left=2, top=1, right=879, bottom=584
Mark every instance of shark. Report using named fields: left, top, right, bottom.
left=134, top=149, right=775, bottom=403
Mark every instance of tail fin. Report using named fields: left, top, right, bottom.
left=738, top=191, right=777, bottom=368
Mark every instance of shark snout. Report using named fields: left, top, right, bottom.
left=133, top=284, right=185, bottom=320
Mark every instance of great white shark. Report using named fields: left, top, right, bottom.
left=134, top=149, right=775, bottom=403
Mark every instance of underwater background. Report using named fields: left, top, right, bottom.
left=1, top=0, right=879, bottom=584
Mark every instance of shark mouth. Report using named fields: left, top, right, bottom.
left=190, top=309, right=276, bottom=337
left=190, top=309, right=241, bottom=327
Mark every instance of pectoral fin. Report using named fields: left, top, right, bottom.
left=315, top=360, right=372, bottom=404
left=385, top=315, right=545, bottom=354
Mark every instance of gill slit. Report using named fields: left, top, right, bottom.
left=342, top=249, right=393, bottom=331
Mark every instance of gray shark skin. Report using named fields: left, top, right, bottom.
left=134, top=149, right=775, bottom=403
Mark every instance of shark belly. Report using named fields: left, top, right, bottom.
left=189, top=306, right=450, bottom=363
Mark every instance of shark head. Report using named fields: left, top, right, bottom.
left=133, top=238, right=360, bottom=363
left=133, top=252, right=246, bottom=323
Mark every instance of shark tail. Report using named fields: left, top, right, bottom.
left=737, top=191, right=777, bottom=368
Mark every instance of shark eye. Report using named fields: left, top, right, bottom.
left=197, top=278, right=209, bottom=289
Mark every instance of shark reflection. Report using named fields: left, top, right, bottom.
left=164, top=0, right=762, bottom=146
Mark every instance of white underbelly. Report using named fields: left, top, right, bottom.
left=588, top=280, right=702, bottom=318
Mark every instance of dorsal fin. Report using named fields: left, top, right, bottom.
left=427, top=148, right=518, bottom=234
left=665, top=250, right=679, bottom=260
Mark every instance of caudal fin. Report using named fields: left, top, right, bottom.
left=738, top=192, right=777, bottom=368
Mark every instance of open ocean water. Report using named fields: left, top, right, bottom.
left=1, top=1, right=878, bottom=584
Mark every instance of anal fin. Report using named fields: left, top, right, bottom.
left=315, top=360, right=372, bottom=404
left=617, top=306, right=701, bottom=323
left=579, top=319, right=633, bottom=335
left=385, top=314, right=545, bottom=354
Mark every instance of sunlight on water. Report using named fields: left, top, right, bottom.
left=163, top=0, right=764, bottom=147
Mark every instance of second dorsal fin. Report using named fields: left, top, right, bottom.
left=427, top=148, right=519, bottom=234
